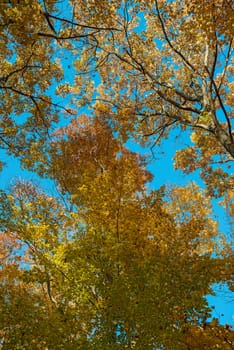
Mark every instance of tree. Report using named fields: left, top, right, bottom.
left=70, top=0, right=233, bottom=153
left=0, top=0, right=119, bottom=166
left=0, top=1, right=233, bottom=348
left=68, top=0, right=234, bottom=203
left=0, top=117, right=232, bottom=349
left=182, top=320, right=234, bottom=349
left=0, top=0, right=61, bottom=163
left=1, top=1, right=233, bottom=205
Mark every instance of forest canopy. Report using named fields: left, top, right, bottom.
left=0, top=1, right=233, bottom=349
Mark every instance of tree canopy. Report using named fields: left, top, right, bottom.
left=1, top=0, right=233, bottom=204
left=0, top=1, right=233, bottom=349
left=1, top=116, right=233, bottom=349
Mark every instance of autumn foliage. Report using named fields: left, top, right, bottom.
left=0, top=0, right=233, bottom=349
left=0, top=116, right=232, bottom=349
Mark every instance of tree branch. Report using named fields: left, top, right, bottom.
left=38, top=31, right=100, bottom=40
left=154, top=0, right=198, bottom=74
left=218, top=39, right=233, bottom=93
left=1, top=85, right=76, bottom=115
left=0, top=53, right=40, bottom=83
left=205, top=67, right=233, bottom=142
left=43, top=12, right=121, bottom=32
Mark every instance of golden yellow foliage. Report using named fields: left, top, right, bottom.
left=0, top=117, right=232, bottom=349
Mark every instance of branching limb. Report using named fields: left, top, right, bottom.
left=0, top=53, right=39, bottom=83
left=154, top=0, right=198, bottom=74
left=1, top=85, right=76, bottom=115
left=218, top=39, right=233, bottom=93
left=38, top=31, right=101, bottom=40
left=42, top=12, right=121, bottom=32
left=45, top=271, right=58, bottom=306
left=205, top=67, right=233, bottom=142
